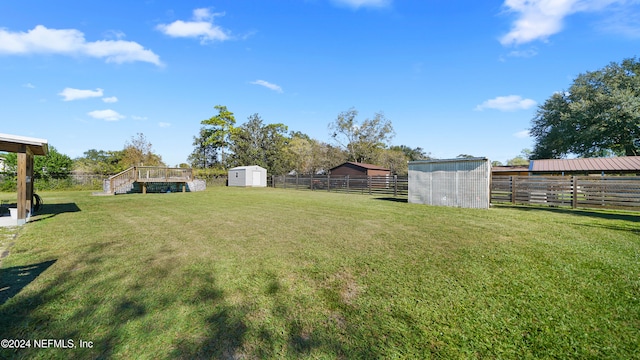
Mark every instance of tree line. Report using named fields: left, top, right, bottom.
left=2, top=55, right=637, bottom=189
left=188, top=105, right=430, bottom=176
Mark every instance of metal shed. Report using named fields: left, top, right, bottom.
left=408, top=158, right=490, bottom=209
left=228, top=165, right=267, bottom=187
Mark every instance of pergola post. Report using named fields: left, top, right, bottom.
left=0, top=133, right=48, bottom=226
left=16, top=145, right=34, bottom=225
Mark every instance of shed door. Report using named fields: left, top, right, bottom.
left=252, top=171, right=261, bottom=185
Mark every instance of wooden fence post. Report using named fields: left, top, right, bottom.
left=310, top=173, right=314, bottom=191
left=511, top=176, right=516, bottom=204
left=327, top=174, right=331, bottom=192
left=571, top=176, right=577, bottom=209
left=394, top=175, right=398, bottom=197
left=368, top=176, right=372, bottom=195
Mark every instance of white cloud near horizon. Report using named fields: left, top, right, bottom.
left=331, top=0, right=391, bottom=9
left=500, top=0, right=623, bottom=45
left=102, top=96, right=118, bottom=103
left=514, top=130, right=531, bottom=138
left=0, top=25, right=162, bottom=66
left=156, top=8, right=230, bottom=43
left=59, top=87, right=104, bottom=101
left=250, top=80, right=283, bottom=93
left=158, top=122, right=171, bottom=128
left=88, top=109, right=125, bottom=121
left=475, top=95, right=537, bottom=111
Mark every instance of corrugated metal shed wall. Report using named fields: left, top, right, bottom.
left=408, top=158, right=490, bottom=209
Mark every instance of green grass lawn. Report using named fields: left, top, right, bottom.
left=0, top=187, right=638, bottom=359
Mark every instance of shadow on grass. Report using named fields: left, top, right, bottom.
left=373, top=197, right=408, bottom=203
left=495, top=204, right=640, bottom=223
left=0, top=259, right=56, bottom=306
left=30, top=203, right=81, bottom=222
left=0, top=246, right=375, bottom=359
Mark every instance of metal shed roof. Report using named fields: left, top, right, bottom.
left=529, top=157, right=640, bottom=173
left=0, top=133, right=49, bottom=156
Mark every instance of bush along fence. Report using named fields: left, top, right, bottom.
left=491, top=175, right=640, bottom=210
left=269, top=175, right=408, bottom=197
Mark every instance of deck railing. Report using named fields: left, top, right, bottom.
left=107, top=167, right=193, bottom=194
left=134, top=166, right=193, bottom=182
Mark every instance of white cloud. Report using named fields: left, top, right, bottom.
left=0, top=25, right=162, bottom=66
left=158, top=122, right=171, bottom=128
left=500, top=0, right=622, bottom=45
left=597, top=7, right=640, bottom=38
left=514, top=130, right=531, bottom=138
left=88, top=109, right=125, bottom=121
left=507, top=48, right=538, bottom=58
left=331, top=0, right=391, bottom=9
left=59, top=87, right=104, bottom=101
left=156, top=8, right=230, bottom=43
left=250, top=80, right=283, bottom=93
left=22, top=83, right=35, bottom=88
left=102, top=96, right=118, bottom=103
left=475, top=95, right=537, bottom=111
left=132, top=116, right=148, bottom=121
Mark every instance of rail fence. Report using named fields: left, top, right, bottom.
left=270, top=175, right=408, bottom=197
left=491, top=175, right=640, bottom=210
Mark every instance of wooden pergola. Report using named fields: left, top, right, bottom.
left=0, top=133, right=48, bottom=225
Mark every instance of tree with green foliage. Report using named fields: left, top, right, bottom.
left=505, top=149, right=532, bottom=166
left=74, top=149, right=126, bottom=175
left=188, top=127, right=218, bottom=169
left=389, top=145, right=431, bottom=161
left=3, top=146, right=73, bottom=179
left=378, top=148, right=409, bottom=175
left=329, top=108, right=394, bottom=163
left=228, top=114, right=291, bottom=175
left=194, top=105, right=237, bottom=168
left=530, top=57, right=640, bottom=159
left=121, top=133, right=164, bottom=167
left=286, top=132, right=347, bottom=175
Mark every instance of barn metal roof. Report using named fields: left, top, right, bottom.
left=0, top=133, right=48, bottom=156
left=330, top=162, right=390, bottom=171
left=530, top=156, right=640, bottom=173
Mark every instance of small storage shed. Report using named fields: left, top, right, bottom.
left=329, top=162, right=391, bottom=177
left=228, top=165, right=267, bottom=187
left=408, top=157, right=490, bottom=209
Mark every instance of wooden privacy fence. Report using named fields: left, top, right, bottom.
left=491, top=176, right=640, bottom=210
left=270, top=175, right=408, bottom=197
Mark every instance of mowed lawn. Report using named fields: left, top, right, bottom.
left=0, top=187, right=638, bottom=359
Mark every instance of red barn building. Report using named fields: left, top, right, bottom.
left=329, top=162, right=391, bottom=177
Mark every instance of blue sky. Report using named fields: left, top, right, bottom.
left=1, top=0, right=639, bottom=166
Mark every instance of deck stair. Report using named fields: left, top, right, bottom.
left=103, top=166, right=193, bottom=195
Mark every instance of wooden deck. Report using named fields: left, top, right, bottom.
left=107, top=167, right=193, bottom=195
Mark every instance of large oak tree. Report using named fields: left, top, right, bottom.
left=530, top=57, right=640, bottom=159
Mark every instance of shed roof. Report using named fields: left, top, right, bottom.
left=330, top=162, right=390, bottom=171
left=0, top=133, right=48, bottom=156
left=492, top=165, right=529, bottom=173
left=229, top=165, right=266, bottom=171
left=409, top=157, right=488, bottom=165
left=529, top=156, right=640, bottom=173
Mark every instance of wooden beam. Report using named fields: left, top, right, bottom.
left=16, top=145, right=33, bottom=225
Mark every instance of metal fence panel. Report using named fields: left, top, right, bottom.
left=408, top=158, right=490, bottom=209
